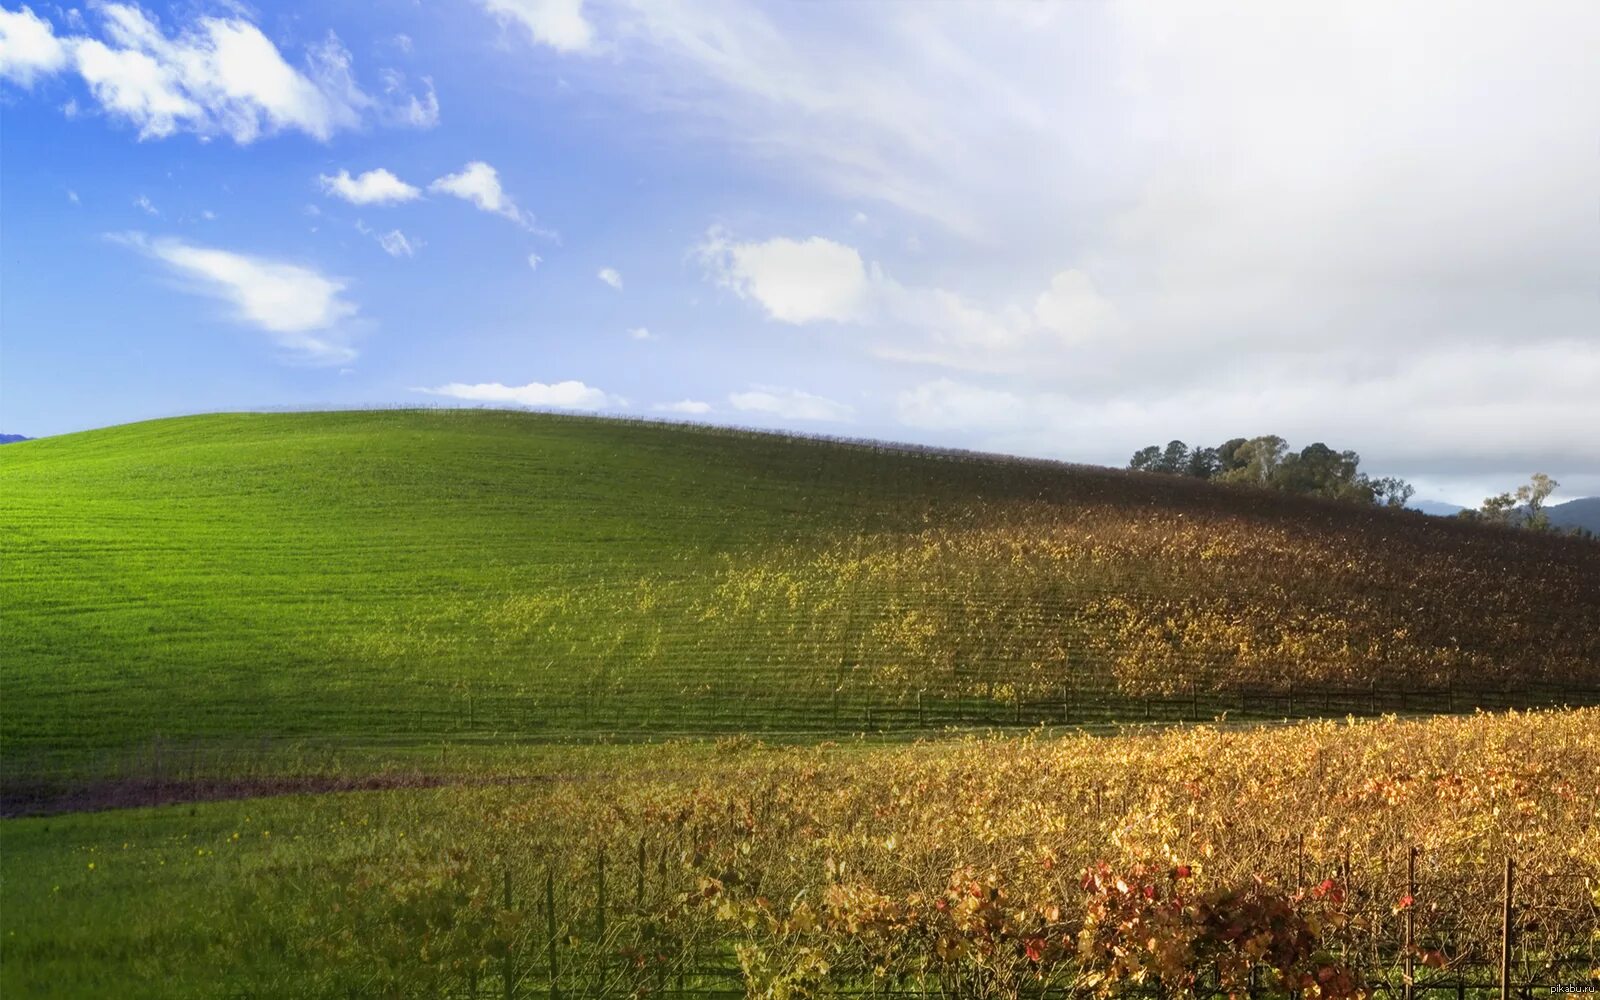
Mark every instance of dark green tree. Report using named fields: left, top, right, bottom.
left=1217, top=435, right=1288, bottom=487
left=1215, top=437, right=1251, bottom=474
left=1157, top=440, right=1190, bottom=474
left=1128, top=445, right=1163, bottom=473
left=1367, top=476, right=1415, bottom=508
left=1185, top=446, right=1221, bottom=479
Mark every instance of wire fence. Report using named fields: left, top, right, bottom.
left=217, top=843, right=1594, bottom=999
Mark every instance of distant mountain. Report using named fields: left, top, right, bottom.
left=0, top=434, right=31, bottom=444
left=1408, top=499, right=1467, bottom=517
left=1548, top=497, right=1600, bottom=534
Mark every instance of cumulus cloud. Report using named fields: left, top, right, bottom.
left=596, top=267, right=622, bottom=289
left=655, top=399, right=711, bottom=415
left=429, top=161, right=537, bottom=229
left=414, top=380, right=621, bottom=410
left=479, top=0, right=594, bottom=53
left=2, top=4, right=433, bottom=142
left=115, top=232, right=358, bottom=364
left=492, top=0, right=1598, bottom=495
left=728, top=385, right=853, bottom=423
left=697, top=228, right=866, bottom=324
left=0, top=5, right=67, bottom=85
left=1031, top=270, right=1117, bottom=343
left=527, top=253, right=542, bottom=271
left=319, top=168, right=420, bottom=205
left=697, top=226, right=1119, bottom=367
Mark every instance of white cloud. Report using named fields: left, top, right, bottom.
left=697, top=228, right=866, bottom=324
left=375, top=229, right=419, bottom=258
left=379, top=69, right=438, bottom=128
left=66, top=189, right=80, bottom=204
left=890, top=338, right=1600, bottom=501
left=0, top=5, right=68, bottom=86
left=318, top=168, right=420, bottom=205
left=1031, top=269, right=1116, bottom=343
left=73, top=6, right=360, bottom=142
left=627, top=326, right=653, bottom=340
left=728, top=385, right=853, bottom=423
left=527, top=253, right=542, bottom=270
left=71, top=36, right=201, bottom=138
left=479, top=0, right=594, bottom=53
left=597, top=267, right=622, bottom=289
left=429, top=161, right=534, bottom=228
left=355, top=219, right=422, bottom=257
left=495, top=2, right=1078, bottom=239
left=895, top=379, right=1026, bottom=432
left=4, top=4, right=432, bottom=143
left=397, top=80, right=439, bottom=128
left=655, top=399, right=711, bottom=415
left=115, top=232, right=358, bottom=364
left=697, top=226, right=1119, bottom=368
left=134, top=193, right=158, bottom=216
left=414, top=380, right=620, bottom=410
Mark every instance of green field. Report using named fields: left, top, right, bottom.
left=5, top=410, right=1600, bottom=998
left=4, top=409, right=1599, bottom=781
left=4, top=711, right=1596, bottom=999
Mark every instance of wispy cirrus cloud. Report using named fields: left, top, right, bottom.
left=114, top=232, right=359, bottom=365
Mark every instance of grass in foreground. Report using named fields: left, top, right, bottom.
left=3, top=710, right=1596, bottom=998
left=4, top=410, right=1598, bottom=773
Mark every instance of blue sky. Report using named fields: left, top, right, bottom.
left=2, top=0, right=1597, bottom=504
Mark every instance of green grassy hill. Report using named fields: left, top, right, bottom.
left=4, top=409, right=1598, bottom=767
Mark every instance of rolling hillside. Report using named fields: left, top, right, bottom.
left=1549, top=496, right=1600, bottom=534
left=4, top=410, right=1598, bottom=765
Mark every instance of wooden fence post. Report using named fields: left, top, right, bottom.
left=546, top=869, right=558, bottom=1000
left=636, top=836, right=646, bottom=910
left=1340, top=846, right=1352, bottom=965
left=1295, top=834, right=1305, bottom=898
left=596, top=848, right=607, bottom=994
left=503, top=868, right=515, bottom=1000
left=1404, top=845, right=1417, bottom=1000
left=1500, top=856, right=1514, bottom=1000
